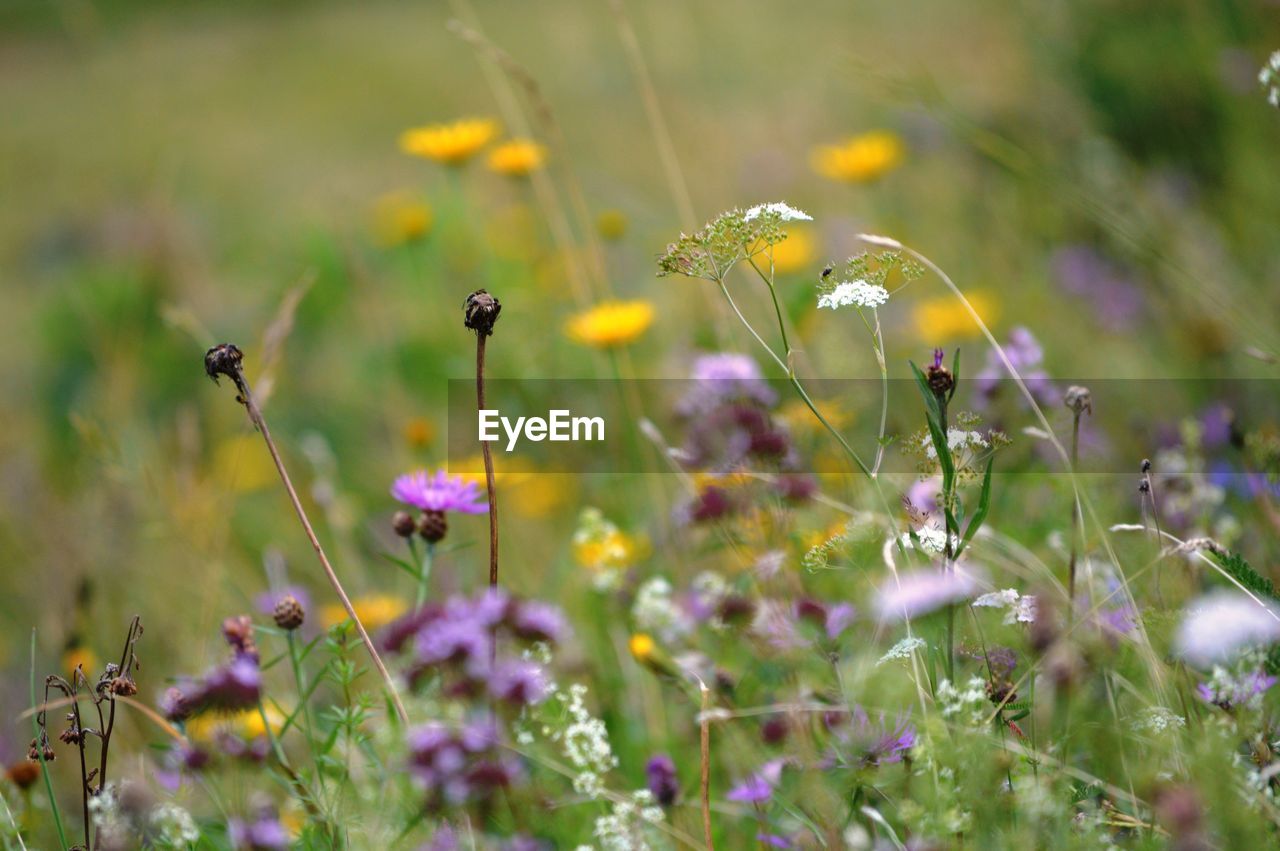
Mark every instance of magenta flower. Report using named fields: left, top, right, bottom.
left=726, top=758, right=788, bottom=804
left=391, top=469, right=487, bottom=514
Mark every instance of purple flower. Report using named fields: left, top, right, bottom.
left=846, top=706, right=916, bottom=766
left=1049, top=245, right=1146, bottom=331
left=973, top=327, right=1058, bottom=408
left=681, top=353, right=777, bottom=413
left=824, top=603, right=856, bottom=640
left=510, top=601, right=567, bottom=643
left=391, top=469, right=487, bottom=514
left=1197, top=670, right=1277, bottom=710
left=409, top=720, right=520, bottom=809
left=228, top=812, right=289, bottom=851
left=183, top=657, right=261, bottom=715
left=726, top=758, right=787, bottom=804
left=646, top=753, right=680, bottom=806
left=757, top=834, right=792, bottom=848
left=875, top=569, right=983, bottom=620
left=487, top=660, right=548, bottom=706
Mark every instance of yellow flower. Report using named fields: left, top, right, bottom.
left=596, top=209, right=629, bottom=241
left=629, top=633, right=655, bottom=661
left=565, top=301, right=655, bottom=348
left=811, top=131, right=905, bottom=183
left=321, top=594, right=408, bottom=631
left=372, top=191, right=433, bottom=247
left=63, top=646, right=98, bottom=677
left=779, top=398, right=854, bottom=434
left=910, top=291, right=1000, bottom=341
left=399, top=118, right=498, bottom=165
left=487, top=138, right=546, bottom=177
left=186, top=707, right=285, bottom=743
left=769, top=227, right=816, bottom=275
left=403, top=417, right=435, bottom=449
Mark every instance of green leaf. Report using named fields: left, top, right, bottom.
left=949, top=348, right=961, bottom=402
left=956, top=456, right=996, bottom=559
left=910, top=361, right=955, bottom=498
left=1208, top=550, right=1277, bottom=599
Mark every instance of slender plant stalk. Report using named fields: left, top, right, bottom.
left=699, top=682, right=715, bottom=851
left=29, top=631, right=68, bottom=851
left=476, top=334, right=499, bottom=589
left=208, top=351, right=409, bottom=725
left=1067, top=409, right=1083, bottom=619
left=415, top=541, right=436, bottom=610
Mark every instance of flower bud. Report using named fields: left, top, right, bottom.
left=463, top=289, right=502, bottom=337
left=203, top=343, right=244, bottom=385
left=392, top=510, right=417, bottom=538
left=273, top=594, right=305, bottom=631
left=418, top=509, right=448, bottom=544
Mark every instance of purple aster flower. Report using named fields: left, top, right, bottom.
left=487, top=660, right=548, bottom=706
left=1198, top=403, right=1235, bottom=451
left=391, top=469, right=487, bottom=514
left=846, top=706, right=916, bottom=766
left=187, top=656, right=261, bottom=714
left=824, top=603, right=856, bottom=639
left=875, top=569, right=983, bottom=620
left=680, top=353, right=777, bottom=413
left=757, top=834, right=792, bottom=848
left=973, top=327, right=1057, bottom=408
left=646, top=753, right=680, bottom=806
left=726, top=758, right=787, bottom=804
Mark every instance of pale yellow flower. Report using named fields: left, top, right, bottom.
left=910, top=291, right=1000, bottom=341
left=811, top=131, right=905, bottom=183
left=372, top=191, right=433, bottom=247
left=399, top=118, right=498, bottom=165
left=769, top=227, right=817, bottom=275
left=486, top=138, right=546, bottom=177
left=321, top=594, right=408, bottom=631
left=564, top=301, right=655, bottom=348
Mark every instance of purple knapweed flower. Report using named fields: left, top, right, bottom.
left=875, top=569, right=983, bottom=620
left=510, top=601, right=567, bottom=643
left=1197, top=670, right=1277, bottom=711
left=726, top=758, right=787, bottom=804
left=228, top=812, right=289, bottom=851
left=973, top=326, right=1058, bottom=408
left=681, top=353, right=777, bottom=414
left=487, top=660, right=548, bottom=706
left=847, top=706, right=916, bottom=766
left=646, top=753, right=680, bottom=806
left=391, top=469, right=487, bottom=514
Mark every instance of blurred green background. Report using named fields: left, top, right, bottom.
left=1, top=0, right=1278, bottom=773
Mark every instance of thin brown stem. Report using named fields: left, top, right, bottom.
left=477, top=334, right=499, bottom=589
left=230, top=371, right=408, bottom=725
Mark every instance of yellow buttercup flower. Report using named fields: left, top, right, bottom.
left=63, top=646, right=98, bottom=678
left=403, top=417, right=435, bottom=449
left=399, top=118, right=498, bottom=165
left=321, top=594, right=408, bottom=631
left=565, top=300, right=655, bottom=348
left=373, top=191, right=433, bottom=247
left=629, top=633, right=655, bottom=661
left=487, top=138, right=546, bottom=177
left=186, top=707, right=285, bottom=743
left=811, top=131, right=905, bottom=183
left=911, top=291, right=1000, bottom=341
left=769, top=227, right=816, bottom=275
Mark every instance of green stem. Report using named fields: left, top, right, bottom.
left=287, top=631, right=324, bottom=792
left=415, top=542, right=436, bottom=610
left=747, top=254, right=792, bottom=374
left=29, top=631, right=68, bottom=851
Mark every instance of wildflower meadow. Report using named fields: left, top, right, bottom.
left=3, top=2, right=1280, bottom=849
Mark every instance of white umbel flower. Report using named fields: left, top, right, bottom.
left=1260, top=50, right=1280, bottom=108
left=743, top=201, right=813, bottom=222
left=818, top=279, right=890, bottom=310
left=1175, top=591, right=1280, bottom=667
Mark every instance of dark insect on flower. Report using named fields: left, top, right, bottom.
left=821, top=265, right=833, bottom=279
left=204, top=343, right=244, bottom=385
left=463, top=289, right=502, bottom=337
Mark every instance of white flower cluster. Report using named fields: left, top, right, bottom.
left=972, top=588, right=1038, bottom=625
left=743, top=201, right=812, bottom=222
left=593, top=789, right=665, bottom=851
left=878, top=636, right=927, bottom=666
left=548, top=683, right=621, bottom=798
left=1130, top=706, right=1186, bottom=734
left=150, top=802, right=200, bottom=846
left=898, top=526, right=959, bottom=556
left=935, top=676, right=989, bottom=725
left=818, top=279, right=890, bottom=310
left=1261, top=50, right=1280, bottom=108
left=925, top=429, right=989, bottom=462
left=632, top=577, right=692, bottom=642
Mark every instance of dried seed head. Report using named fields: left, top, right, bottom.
left=204, top=343, right=245, bottom=385
left=1064, top=385, right=1092, bottom=417
left=28, top=738, right=55, bottom=762
left=221, top=615, right=257, bottom=660
left=419, top=509, right=448, bottom=544
left=109, top=675, right=138, bottom=697
left=392, top=510, right=417, bottom=538
left=1141, top=458, right=1152, bottom=473
left=273, top=594, right=305, bottom=631
left=463, top=289, right=502, bottom=337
